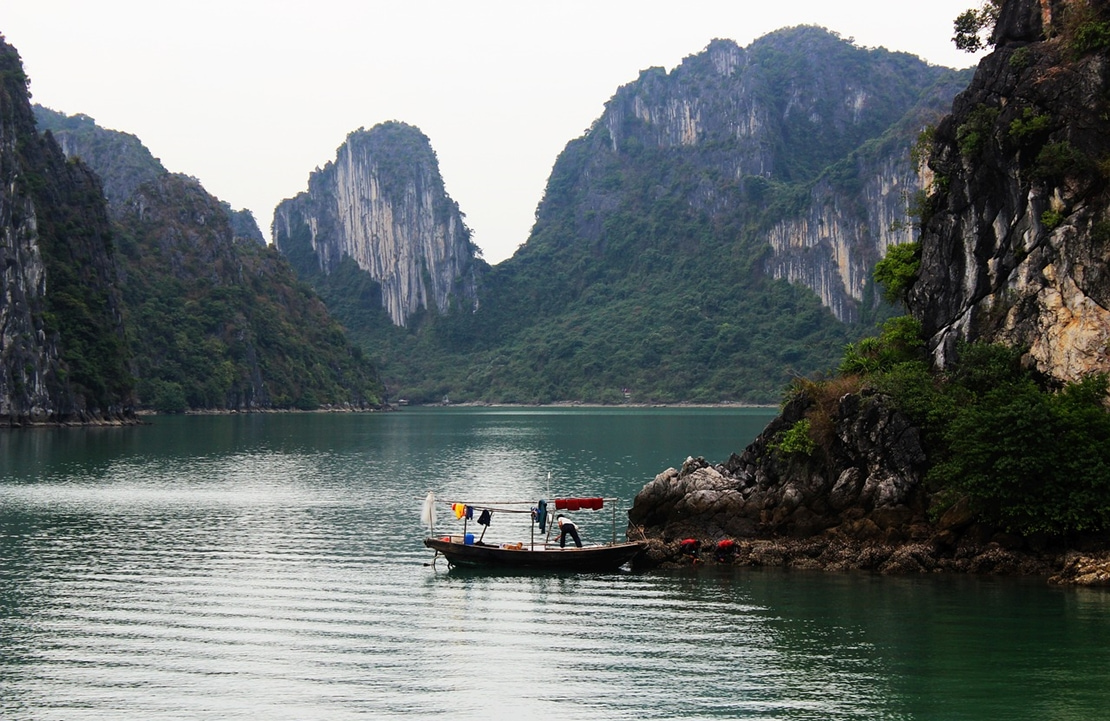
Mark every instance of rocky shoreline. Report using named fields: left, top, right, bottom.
left=631, top=530, right=1110, bottom=586
left=626, top=392, right=1110, bottom=587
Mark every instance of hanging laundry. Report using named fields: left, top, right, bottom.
left=453, top=503, right=465, bottom=519
left=477, top=509, right=492, bottom=526
left=465, top=505, right=474, bottom=520
left=536, top=499, right=548, bottom=532
left=420, top=492, right=436, bottom=533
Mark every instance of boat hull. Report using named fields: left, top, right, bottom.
left=424, top=538, right=643, bottom=571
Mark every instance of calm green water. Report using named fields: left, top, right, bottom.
left=0, top=408, right=1107, bottom=720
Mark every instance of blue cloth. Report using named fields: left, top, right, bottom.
left=536, top=499, right=548, bottom=533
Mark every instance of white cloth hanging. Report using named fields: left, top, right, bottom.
left=420, top=491, right=436, bottom=533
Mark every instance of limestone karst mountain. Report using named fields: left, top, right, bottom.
left=273, top=122, right=482, bottom=329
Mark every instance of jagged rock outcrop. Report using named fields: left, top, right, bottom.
left=273, top=122, right=480, bottom=327
left=628, top=387, right=1075, bottom=576
left=630, top=390, right=929, bottom=543
left=910, top=0, right=1110, bottom=383
left=0, top=36, right=133, bottom=424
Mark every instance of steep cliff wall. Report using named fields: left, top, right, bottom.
left=273, top=122, right=480, bottom=328
left=0, top=41, right=52, bottom=422
left=764, top=153, right=923, bottom=322
left=543, top=31, right=966, bottom=324
left=762, top=70, right=972, bottom=323
left=0, top=36, right=132, bottom=424
left=910, top=0, right=1110, bottom=383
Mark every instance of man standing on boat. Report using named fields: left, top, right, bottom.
left=555, top=515, right=583, bottom=548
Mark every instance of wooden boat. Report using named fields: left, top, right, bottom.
left=423, top=536, right=644, bottom=571
left=422, top=494, right=644, bottom=571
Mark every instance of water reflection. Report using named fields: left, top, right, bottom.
left=2, top=411, right=1108, bottom=720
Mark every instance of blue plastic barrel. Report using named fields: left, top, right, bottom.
left=464, top=533, right=475, bottom=545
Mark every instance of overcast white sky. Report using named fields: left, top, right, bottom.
left=2, top=1, right=984, bottom=264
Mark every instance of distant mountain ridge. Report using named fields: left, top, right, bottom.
left=34, top=106, right=266, bottom=246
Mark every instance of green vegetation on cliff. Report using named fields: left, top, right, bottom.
left=31, top=157, right=132, bottom=411
left=113, top=174, right=384, bottom=411
left=1, top=37, right=133, bottom=420
left=829, top=314, right=1110, bottom=536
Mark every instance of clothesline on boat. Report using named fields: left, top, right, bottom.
left=421, top=492, right=625, bottom=547
left=447, top=504, right=534, bottom=516
left=432, top=497, right=617, bottom=508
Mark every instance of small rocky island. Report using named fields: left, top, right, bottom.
left=628, top=394, right=1110, bottom=585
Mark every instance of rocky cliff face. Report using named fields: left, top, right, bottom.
left=583, top=31, right=966, bottom=323
left=910, top=0, right=1110, bottom=383
left=0, top=36, right=132, bottom=424
left=764, top=74, right=968, bottom=322
left=630, top=391, right=929, bottom=543
left=273, top=122, right=480, bottom=328
left=765, top=153, right=923, bottom=323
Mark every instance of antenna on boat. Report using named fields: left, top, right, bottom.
left=546, top=472, right=551, bottom=499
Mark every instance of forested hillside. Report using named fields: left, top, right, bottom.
left=309, top=28, right=970, bottom=404
left=34, top=107, right=384, bottom=412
